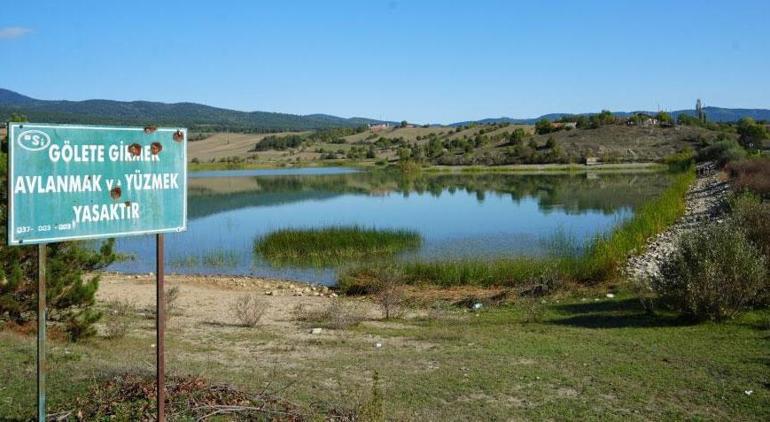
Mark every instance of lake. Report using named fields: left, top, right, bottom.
left=109, top=167, right=673, bottom=284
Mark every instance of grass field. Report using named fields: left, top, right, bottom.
left=1, top=287, right=768, bottom=420
left=255, top=226, right=422, bottom=267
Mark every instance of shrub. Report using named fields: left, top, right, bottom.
left=725, top=157, right=770, bottom=198
left=103, top=299, right=136, bottom=339
left=165, top=286, right=180, bottom=322
left=652, top=223, right=768, bottom=321
left=142, top=286, right=181, bottom=323
left=730, top=194, right=770, bottom=263
left=372, top=268, right=407, bottom=320
left=230, top=294, right=268, bottom=327
left=695, top=139, right=746, bottom=167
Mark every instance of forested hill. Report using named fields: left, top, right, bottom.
left=453, top=107, right=770, bottom=126
left=0, top=89, right=391, bottom=132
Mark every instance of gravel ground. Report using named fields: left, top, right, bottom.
left=624, top=163, right=730, bottom=281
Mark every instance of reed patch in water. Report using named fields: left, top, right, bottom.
left=255, top=226, right=422, bottom=267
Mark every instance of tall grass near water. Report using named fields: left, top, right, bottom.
left=340, top=169, right=695, bottom=293
left=255, top=226, right=422, bottom=267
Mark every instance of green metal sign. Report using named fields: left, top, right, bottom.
left=7, top=123, right=187, bottom=245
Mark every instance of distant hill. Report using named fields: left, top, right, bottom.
left=453, top=107, right=770, bottom=126
left=0, top=89, right=392, bottom=132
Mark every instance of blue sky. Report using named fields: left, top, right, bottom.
left=1, top=1, right=768, bottom=124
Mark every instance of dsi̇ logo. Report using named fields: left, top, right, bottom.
left=16, top=130, right=51, bottom=151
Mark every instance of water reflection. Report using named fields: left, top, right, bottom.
left=110, top=168, right=672, bottom=284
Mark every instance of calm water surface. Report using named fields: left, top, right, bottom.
left=109, top=167, right=673, bottom=284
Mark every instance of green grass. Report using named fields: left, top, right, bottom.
left=340, top=169, right=695, bottom=292
left=255, top=226, right=422, bottom=267
left=1, top=294, right=768, bottom=420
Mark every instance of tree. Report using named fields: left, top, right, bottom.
left=0, top=129, right=117, bottom=341
left=509, top=128, right=526, bottom=145
left=399, top=120, right=408, bottom=128
left=366, top=145, right=376, bottom=159
left=427, top=138, right=443, bottom=158
left=656, top=111, right=673, bottom=126
left=597, top=110, right=615, bottom=125
left=535, top=118, right=554, bottom=135
left=545, top=136, right=557, bottom=149
left=736, top=117, right=769, bottom=150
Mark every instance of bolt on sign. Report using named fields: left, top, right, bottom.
left=7, top=123, right=187, bottom=244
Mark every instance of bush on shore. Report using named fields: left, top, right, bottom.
left=725, top=157, right=770, bottom=198
left=652, top=222, right=768, bottom=321
left=695, top=139, right=746, bottom=167
left=729, top=193, right=770, bottom=264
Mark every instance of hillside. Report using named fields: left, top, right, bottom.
left=453, top=107, right=770, bottom=126
left=189, top=121, right=724, bottom=168
left=0, top=89, right=392, bottom=132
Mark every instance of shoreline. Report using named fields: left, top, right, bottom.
left=189, top=160, right=665, bottom=174
left=624, top=162, right=730, bottom=280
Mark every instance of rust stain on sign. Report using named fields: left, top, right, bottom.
left=128, top=143, right=142, bottom=156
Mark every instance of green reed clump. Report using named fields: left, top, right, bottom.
left=255, top=226, right=422, bottom=267
left=340, top=169, right=695, bottom=292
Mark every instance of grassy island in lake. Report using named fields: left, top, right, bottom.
left=255, top=226, right=422, bottom=267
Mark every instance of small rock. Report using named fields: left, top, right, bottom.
left=375, top=343, right=382, bottom=348
left=264, top=291, right=273, bottom=296
left=310, top=328, right=322, bottom=334
left=606, top=293, right=615, bottom=298
left=330, top=293, right=338, bottom=298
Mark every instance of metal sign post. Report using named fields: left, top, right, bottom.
left=37, top=244, right=46, bottom=422
left=6, top=123, right=187, bottom=421
left=156, top=233, right=165, bottom=421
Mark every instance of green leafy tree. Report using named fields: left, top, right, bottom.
left=736, top=117, right=769, bottom=150
left=534, top=118, right=554, bottom=135
left=427, top=138, right=443, bottom=158
left=656, top=111, right=674, bottom=125
left=399, top=120, right=408, bottom=128
left=508, top=128, right=526, bottom=145
left=545, top=136, right=557, bottom=149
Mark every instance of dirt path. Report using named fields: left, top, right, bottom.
left=624, top=163, right=730, bottom=281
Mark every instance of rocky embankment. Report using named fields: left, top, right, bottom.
left=624, top=163, right=730, bottom=281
